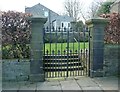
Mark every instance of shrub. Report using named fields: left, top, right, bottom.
left=100, top=13, right=120, bottom=44
left=1, top=11, right=31, bottom=59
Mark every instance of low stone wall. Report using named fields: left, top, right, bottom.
left=103, top=44, right=119, bottom=76
left=1, top=44, right=119, bottom=81
left=2, top=59, right=30, bottom=81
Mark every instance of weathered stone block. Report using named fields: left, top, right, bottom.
left=31, top=42, right=43, bottom=50
left=30, top=60, right=43, bottom=74
left=104, top=44, right=119, bottom=76
left=29, top=74, right=45, bottom=82
left=31, top=51, right=43, bottom=60
left=90, top=70, right=104, bottom=77
left=2, top=60, right=30, bottom=82
left=16, top=75, right=29, bottom=81
left=93, top=34, right=104, bottom=41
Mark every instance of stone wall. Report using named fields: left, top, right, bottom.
left=2, top=59, right=30, bottom=81
left=103, top=44, right=119, bottom=76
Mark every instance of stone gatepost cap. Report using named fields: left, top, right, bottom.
left=86, top=17, right=109, bottom=26
left=27, top=15, right=47, bottom=23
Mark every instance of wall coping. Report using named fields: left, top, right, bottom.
left=28, top=16, right=47, bottom=23
left=86, top=18, right=109, bottom=26
left=2, top=59, right=30, bottom=62
left=105, top=44, right=120, bottom=47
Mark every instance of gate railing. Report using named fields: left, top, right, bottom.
left=43, top=27, right=90, bottom=78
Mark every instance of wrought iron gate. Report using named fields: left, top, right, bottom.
left=43, top=27, right=90, bottom=78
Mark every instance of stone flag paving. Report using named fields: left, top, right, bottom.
left=1, top=76, right=119, bottom=92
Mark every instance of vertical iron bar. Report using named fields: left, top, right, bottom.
left=63, top=50, right=66, bottom=77
left=52, top=27, right=55, bottom=78
left=78, top=29, right=80, bottom=76
left=88, top=28, right=91, bottom=77
left=50, top=27, right=52, bottom=78
left=75, top=50, right=78, bottom=76
left=53, top=50, right=55, bottom=78
left=70, top=50, right=72, bottom=76
left=70, top=28, right=72, bottom=76
left=75, top=32, right=77, bottom=76
left=73, top=30, right=75, bottom=76
left=46, top=27, right=49, bottom=78
left=86, top=49, right=88, bottom=76
left=51, top=50, right=53, bottom=78
left=51, top=29, right=53, bottom=78
left=61, top=27, right=63, bottom=77
left=81, top=49, right=83, bottom=76
left=46, top=50, right=48, bottom=78
left=86, top=28, right=88, bottom=76
left=58, top=50, right=60, bottom=77
left=83, top=27, right=86, bottom=76
left=57, top=29, right=59, bottom=77
left=43, top=28, right=45, bottom=78
left=67, top=28, right=69, bottom=77
left=64, top=28, right=66, bottom=77
left=55, top=27, right=57, bottom=77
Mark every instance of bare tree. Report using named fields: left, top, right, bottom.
left=64, top=0, right=83, bottom=21
left=64, top=0, right=105, bottom=22
left=86, top=0, right=104, bottom=19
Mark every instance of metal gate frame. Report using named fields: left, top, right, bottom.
left=43, top=27, right=90, bottom=78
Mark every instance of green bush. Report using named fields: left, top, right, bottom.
left=2, top=11, right=31, bottom=59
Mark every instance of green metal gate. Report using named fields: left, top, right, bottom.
left=43, top=27, right=90, bottom=78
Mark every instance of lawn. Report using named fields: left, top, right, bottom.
left=44, top=42, right=89, bottom=54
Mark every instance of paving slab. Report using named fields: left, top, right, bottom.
left=2, top=90, right=19, bottom=92
left=93, top=77, right=118, bottom=90
left=2, top=82, right=20, bottom=91
left=83, top=90, right=103, bottom=92
left=60, top=79, right=81, bottom=90
left=37, top=80, right=61, bottom=90
left=76, top=77, right=99, bottom=87
left=19, top=81, right=37, bottom=91
left=2, top=76, right=119, bottom=92
left=82, top=86, right=102, bottom=90
left=36, top=90, right=62, bottom=92
left=19, top=90, right=36, bottom=92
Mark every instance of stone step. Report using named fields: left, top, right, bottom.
left=44, top=62, right=82, bottom=67
left=44, top=66, right=84, bottom=72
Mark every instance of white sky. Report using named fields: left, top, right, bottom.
left=0, top=0, right=106, bottom=22
left=0, top=0, right=93, bottom=13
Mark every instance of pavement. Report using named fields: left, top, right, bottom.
left=1, top=76, right=119, bottom=92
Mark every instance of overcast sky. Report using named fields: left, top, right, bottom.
left=0, top=0, right=107, bottom=22
left=0, top=0, right=94, bottom=13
